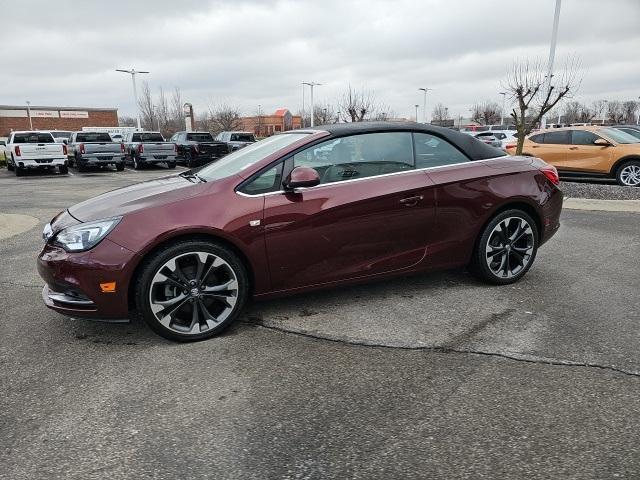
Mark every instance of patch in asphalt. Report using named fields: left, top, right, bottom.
left=0, top=213, right=39, bottom=240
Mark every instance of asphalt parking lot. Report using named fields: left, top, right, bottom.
left=1, top=166, right=640, bottom=479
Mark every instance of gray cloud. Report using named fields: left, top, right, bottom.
left=2, top=0, right=639, bottom=120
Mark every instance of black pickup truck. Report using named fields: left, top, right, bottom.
left=169, top=131, right=229, bottom=168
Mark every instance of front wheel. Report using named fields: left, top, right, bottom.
left=616, top=160, right=640, bottom=187
left=135, top=241, right=249, bottom=342
left=469, top=209, right=538, bottom=285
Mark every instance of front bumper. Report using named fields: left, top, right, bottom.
left=37, top=238, right=139, bottom=320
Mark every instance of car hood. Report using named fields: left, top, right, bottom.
left=68, top=175, right=203, bottom=222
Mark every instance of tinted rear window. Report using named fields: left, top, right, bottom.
left=76, top=133, right=113, bottom=142
left=186, top=133, right=214, bottom=142
left=542, top=131, right=569, bottom=144
left=230, top=133, right=255, bottom=142
left=13, top=133, right=54, bottom=143
left=133, top=133, right=164, bottom=142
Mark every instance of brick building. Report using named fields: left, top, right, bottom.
left=238, top=108, right=302, bottom=137
left=0, top=105, right=119, bottom=137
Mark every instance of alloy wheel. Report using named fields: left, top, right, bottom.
left=619, top=164, right=640, bottom=187
left=485, top=216, right=535, bottom=279
left=148, top=251, right=239, bottom=335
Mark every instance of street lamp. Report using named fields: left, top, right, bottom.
left=636, top=96, right=640, bottom=125
left=418, top=87, right=432, bottom=123
left=414, top=104, right=419, bottom=122
left=115, top=68, right=149, bottom=130
left=25, top=101, right=33, bottom=130
left=499, top=92, right=507, bottom=125
left=541, top=0, right=562, bottom=129
left=302, top=81, right=321, bottom=127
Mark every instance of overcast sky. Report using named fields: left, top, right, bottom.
left=2, top=0, right=639, bottom=121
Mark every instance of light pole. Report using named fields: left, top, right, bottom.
left=636, top=96, right=640, bottom=125
left=418, top=87, right=432, bottom=123
left=414, top=104, right=419, bottom=122
left=541, top=0, right=562, bottom=129
left=25, top=101, right=33, bottom=130
left=499, top=92, right=507, bottom=125
left=301, top=83, right=305, bottom=128
left=116, top=68, right=149, bottom=130
left=303, top=82, right=321, bottom=127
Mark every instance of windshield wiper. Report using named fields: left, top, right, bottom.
left=179, top=171, right=207, bottom=183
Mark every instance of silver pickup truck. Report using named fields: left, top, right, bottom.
left=67, top=131, right=126, bottom=172
left=123, top=131, right=177, bottom=169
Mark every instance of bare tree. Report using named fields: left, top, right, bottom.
left=339, top=85, right=376, bottom=122
left=471, top=101, right=502, bottom=125
left=312, top=104, right=336, bottom=125
left=591, top=100, right=607, bottom=124
left=206, top=103, right=242, bottom=134
left=138, top=81, right=156, bottom=130
left=606, top=101, right=625, bottom=124
left=156, top=87, right=170, bottom=135
left=431, top=103, right=449, bottom=123
left=562, top=101, right=596, bottom=124
left=503, top=57, right=580, bottom=154
left=622, top=100, right=638, bottom=124
left=169, top=87, right=185, bottom=133
left=118, top=116, right=136, bottom=127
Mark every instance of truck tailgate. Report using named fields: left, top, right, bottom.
left=17, top=144, right=65, bottom=159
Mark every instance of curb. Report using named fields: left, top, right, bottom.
left=563, top=198, right=640, bottom=213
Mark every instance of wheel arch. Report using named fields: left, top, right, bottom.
left=127, top=230, right=256, bottom=312
left=610, top=155, right=640, bottom=176
left=478, top=200, right=543, bottom=247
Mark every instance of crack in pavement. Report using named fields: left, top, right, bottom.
left=242, top=320, right=640, bottom=379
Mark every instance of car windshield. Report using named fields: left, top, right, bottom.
left=13, top=133, right=54, bottom=143
left=601, top=128, right=640, bottom=144
left=76, top=133, right=113, bottom=142
left=186, top=133, right=214, bottom=142
left=230, top=133, right=255, bottom=142
left=198, top=133, right=310, bottom=182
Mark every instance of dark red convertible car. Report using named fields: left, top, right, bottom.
left=38, top=122, right=562, bottom=341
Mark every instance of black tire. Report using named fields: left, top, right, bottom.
left=116, top=162, right=125, bottom=171
left=134, top=240, right=249, bottom=342
left=15, top=165, right=24, bottom=177
left=615, top=159, right=640, bottom=187
left=469, top=209, right=539, bottom=285
left=167, top=161, right=176, bottom=169
left=186, top=152, right=195, bottom=169
left=59, top=164, right=68, bottom=174
left=7, top=156, right=14, bottom=171
left=77, top=162, right=86, bottom=172
left=132, top=155, right=142, bottom=170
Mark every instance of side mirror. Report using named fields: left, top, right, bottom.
left=284, top=166, right=320, bottom=190
left=594, top=138, right=610, bottom=146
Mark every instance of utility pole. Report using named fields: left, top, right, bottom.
left=303, top=82, right=321, bottom=127
left=499, top=92, right=507, bottom=125
left=418, top=88, right=432, bottom=123
left=25, top=101, right=33, bottom=130
left=301, top=83, right=305, bottom=128
left=116, top=68, right=149, bottom=131
left=541, top=0, right=561, bottom=129
left=415, top=104, right=419, bottom=122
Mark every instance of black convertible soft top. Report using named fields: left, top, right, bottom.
left=303, top=122, right=506, bottom=161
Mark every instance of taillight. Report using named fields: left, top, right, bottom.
left=174, top=143, right=177, bottom=154
left=191, top=145, right=199, bottom=155
left=540, top=165, right=560, bottom=185
left=505, top=143, right=516, bottom=150
left=79, top=143, right=85, bottom=154
left=138, top=144, right=144, bottom=154
left=63, top=144, right=68, bottom=155
left=14, top=146, right=21, bottom=156
left=121, top=143, right=125, bottom=153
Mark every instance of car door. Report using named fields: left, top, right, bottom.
left=565, top=129, right=613, bottom=173
left=535, top=130, right=570, bottom=168
left=258, top=131, right=436, bottom=292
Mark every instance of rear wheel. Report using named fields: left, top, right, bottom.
left=167, top=161, right=176, bottom=169
left=135, top=240, right=249, bottom=342
left=469, top=209, right=538, bottom=285
left=58, top=164, right=68, bottom=174
left=15, top=165, right=24, bottom=176
left=616, top=160, right=640, bottom=187
left=132, top=156, right=142, bottom=170
left=116, top=162, right=125, bottom=171
left=7, top=155, right=14, bottom=171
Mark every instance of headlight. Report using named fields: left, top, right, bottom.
left=53, top=217, right=122, bottom=252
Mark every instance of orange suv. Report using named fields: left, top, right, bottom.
left=506, top=126, right=640, bottom=186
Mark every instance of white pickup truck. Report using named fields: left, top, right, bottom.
left=4, top=131, right=68, bottom=176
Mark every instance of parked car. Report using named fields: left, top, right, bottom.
left=123, top=131, right=177, bottom=169
left=215, top=131, right=257, bottom=151
left=169, top=131, right=229, bottom=168
left=4, top=131, right=68, bottom=176
left=38, top=122, right=562, bottom=342
left=475, top=130, right=517, bottom=149
left=506, top=126, right=640, bottom=186
left=613, top=125, right=640, bottom=140
left=472, top=132, right=502, bottom=148
left=67, top=131, right=126, bottom=172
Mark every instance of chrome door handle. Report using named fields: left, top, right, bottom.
left=400, top=195, right=424, bottom=206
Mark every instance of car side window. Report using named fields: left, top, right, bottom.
left=413, top=133, right=468, bottom=168
left=238, top=162, right=284, bottom=195
left=529, top=134, right=544, bottom=143
left=293, top=132, right=414, bottom=185
left=570, top=130, right=601, bottom=145
left=542, top=131, right=570, bottom=144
